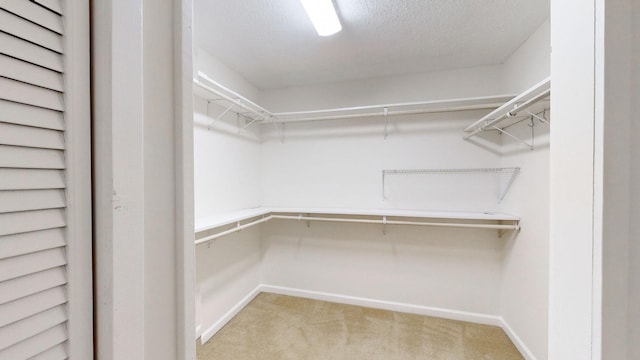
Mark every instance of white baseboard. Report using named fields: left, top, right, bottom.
left=259, top=284, right=503, bottom=327
left=199, top=284, right=262, bottom=344
left=199, top=283, right=536, bottom=360
left=499, top=317, right=537, bottom=360
left=195, top=325, right=201, bottom=340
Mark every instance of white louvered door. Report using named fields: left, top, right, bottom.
left=0, top=1, right=93, bottom=359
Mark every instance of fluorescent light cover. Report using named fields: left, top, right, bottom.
left=300, top=0, right=342, bottom=36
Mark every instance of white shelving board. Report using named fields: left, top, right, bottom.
left=268, top=207, right=519, bottom=221
left=195, top=207, right=520, bottom=245
left=195, top=207, right=271, bottom=233
left=194, top=71, right=518, bottom=126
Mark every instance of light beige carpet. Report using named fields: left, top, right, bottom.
left=197, top=293, right=524, bottom=360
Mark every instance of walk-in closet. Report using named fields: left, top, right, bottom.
left=193, top=1, right=551, bottom=359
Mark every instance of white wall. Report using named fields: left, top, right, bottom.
left=548, top=1, right=598, bottom=358
left=258, top=107, right=507, bottom=318
left=259, top=65, right=507, bottom=112
left=498, top=20, right=550, bottom=360
left=261, top=220, right=504, bottom=316
left=501, top=20, right=551, bottom=93
left=193, top=95, right=263, bottom=338
left=193, top=51, right=264, bottom=339
left=196, top=226, right=261, bottom=340
left=193, top=96, right=262, bottom=217
left=196, top=48, right=260, bottom=103
left=260, top=112, right=502, bottom=211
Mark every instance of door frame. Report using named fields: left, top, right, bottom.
left=63, top=0, right=93, bottom=358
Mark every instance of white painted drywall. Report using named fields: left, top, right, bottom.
left=196, top=48, right=260, bottom=103
left=196, top=226, right=261, bottom=340
left=501, top=20, right=551, bottom=93
left=258, top=105, right=507, bottom=318
left=260, top=112, right=502, bottom=211
left=261, top=220, right=505, bottom=317
left=258, top=65, right=508, bottom=112
left=498, top=20, right=550, bottom=360
left=193, top=96, right=262, bottom=217
left=193, top=94, right=263, bottom=338
left=548, top=1, right=598, bottom=358
left=193, top=53, right=264, bottom=339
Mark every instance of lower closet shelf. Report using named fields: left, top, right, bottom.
left=194, top=207, right=520, bottom=245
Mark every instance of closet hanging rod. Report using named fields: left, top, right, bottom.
left=194, top=208, right=521, bottom=246
left=195, top=71, right=274, bottom=119
left=194, top=216, right=271, bottom=245
left=270, top=215, right=519, bottom=230
left=195, top=79, right=270, bottom=120
left=272, top=95, right=515, bottom=117
left=266, top=103, right=509, bottom=123
left=194, top=71, right=518, bottom=124
left=463, top=89, right=550, bottom=140
left=464, top=77, right=551, bottom=133
left=269, top=95, right=515, bottom=123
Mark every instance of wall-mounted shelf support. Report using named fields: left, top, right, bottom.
left=208, top=102, right=236, bottom=129
left=383, top=107, right=389, bottom=140
left=463, top=77, right=551, bottom=149
left=382, top=167, right=520, bottom=202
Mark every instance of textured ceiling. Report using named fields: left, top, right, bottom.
left=194, top=0, right=549, bottom=90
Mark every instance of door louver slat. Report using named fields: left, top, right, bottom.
left=0, top=9, right=63, bottom=53
left=0, top=304, right=66, bottom=351
left=0, top=78, right=64, bottom=111
left=0, top=189, right=66, bottom=214
left=0, top=266, right=66, bottom=304
left=0, top=228, right=65, bottom=260
left=0, top=285, right=66, bottom=328
left=0, top=99, right=64, bottom=130
left=31, top=0, right=63, bottom=16
left=28, top=342, right=68, bottom=360
left=0, top=144, right=65, bottom=169
left=0, top=0, right=63, bottom=34
left=0, top=322, right=67, bottom=359
left=0, top=208, right=66, bottom=237
left=0, top=169, right=65, bottom=190
left=0, top=54, right=64, bottom=91
left=0, top=247, right=66, bottom=283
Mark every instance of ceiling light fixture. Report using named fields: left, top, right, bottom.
left=300, top=0, right=342, bottom=37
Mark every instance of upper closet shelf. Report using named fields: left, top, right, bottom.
left=195, top=207, right=520, bottom=246
left=194, top=72, right=273, bottom=126
left=193, top=71, right=516, bottom=126
left=463, top=77, right=551, bottom=147
left=270, top=95, right=515, bottom=123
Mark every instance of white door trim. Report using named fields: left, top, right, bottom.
left=62, top=0, right=93, bottom=358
